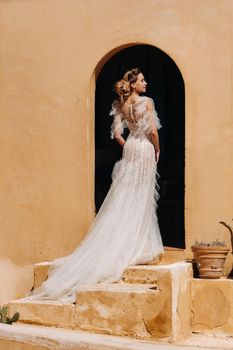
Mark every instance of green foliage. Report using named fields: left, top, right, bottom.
left=0, top=306, right=7, bottom=323
left=10, top=312, right=20, bottom=324
left=0, top=305, right=19, bottom=325
left=194, top=239, right=226, bottom=247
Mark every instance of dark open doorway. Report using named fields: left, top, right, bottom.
left=95, top=44, right=185, bottom=248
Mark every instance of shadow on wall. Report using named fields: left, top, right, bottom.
left=0, top=259, right=34, bottom=304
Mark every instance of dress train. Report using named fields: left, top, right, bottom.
left=23, top=95, right=164, bottom=303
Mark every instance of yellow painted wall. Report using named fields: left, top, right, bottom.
left=0, top=0, right=232, bottom=303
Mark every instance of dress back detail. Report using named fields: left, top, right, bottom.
left=110, top=96, right=162, bottom=140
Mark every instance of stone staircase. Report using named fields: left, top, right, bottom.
left=4, top=249, right=233, bottom=349
left=8, top=250, right=193, bottom=342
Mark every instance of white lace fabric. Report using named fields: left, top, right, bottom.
left=110, top=96, right=162, bottom=139
left=23, top=95, right=164, bottom=303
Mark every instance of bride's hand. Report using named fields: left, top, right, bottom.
left=155, top=150, right=160, bottom=163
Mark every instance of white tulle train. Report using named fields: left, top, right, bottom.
left=23, top=96, right=164, bottom=303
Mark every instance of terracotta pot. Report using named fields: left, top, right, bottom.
left=191, top=245, right=230, bottom=279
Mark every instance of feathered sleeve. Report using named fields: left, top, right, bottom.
left=144, top=97, right=162, bottom=132
left=109, top=100, right=127, bottom=139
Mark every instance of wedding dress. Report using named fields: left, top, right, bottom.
left=24, top=95, right=164, bottom=303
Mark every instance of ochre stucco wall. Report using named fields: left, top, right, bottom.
left=0, top=0, right=232, bottom=303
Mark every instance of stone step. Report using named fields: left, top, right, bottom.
left=148, top=247, right=186, bottom=265
left=8, top=284, right=159, bottom=332
left=75, top=282, right=169, bottom=340
left=33, top=249, right=186, bottom=289
left=8, top=300, right=77, bottom=329
left=34, top=261, right=52, bottom=289
left=123, top=262, right=183, bottom=285
left=76, top=262, right=192, bottom=340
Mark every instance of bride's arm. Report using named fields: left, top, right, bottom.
left=146, top=99, right=160, bottom=162
left=110, top=100, right=126, bottom=147
left=114, top=133, right=126, bottom=147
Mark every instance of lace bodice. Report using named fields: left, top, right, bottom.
left=110, top=96, right=162, bottom=139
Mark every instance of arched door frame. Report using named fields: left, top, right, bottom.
left=89, top=41, right=186, bottom=248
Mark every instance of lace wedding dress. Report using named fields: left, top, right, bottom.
left=24, top=95, right=164, bottom=303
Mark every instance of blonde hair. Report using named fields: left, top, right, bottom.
left=114, top=68, right=141, bottom=104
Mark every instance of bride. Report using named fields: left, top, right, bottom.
left=24, top=68, right=164, bottom=303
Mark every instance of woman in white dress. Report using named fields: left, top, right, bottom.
left=24, top=68, right=164, bottom=303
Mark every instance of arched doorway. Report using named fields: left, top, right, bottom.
left=95, top=44, right=185, bottom=248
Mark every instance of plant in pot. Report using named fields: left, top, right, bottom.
left=191, top=239, right=230, bottom=279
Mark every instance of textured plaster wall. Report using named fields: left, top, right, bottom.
left=0, top=0, right=232, bottom=303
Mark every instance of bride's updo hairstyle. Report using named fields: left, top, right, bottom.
left=114, top=68, right=141, bottom=104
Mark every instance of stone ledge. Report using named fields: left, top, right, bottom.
left=1, top=323, right=233, bottom=350
left=191, top=278, right=233, bottom=335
